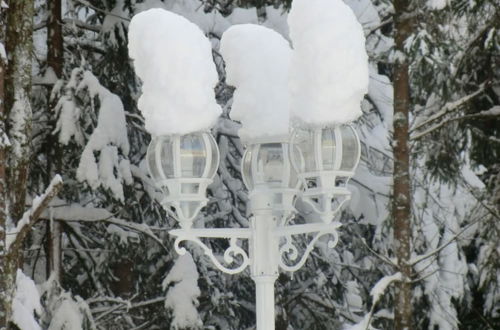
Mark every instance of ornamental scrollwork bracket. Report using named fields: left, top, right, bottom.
left=274, top=222, right=341, bottom=273
left=170, top=228, right=251, bottom=275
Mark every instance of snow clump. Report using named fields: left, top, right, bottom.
left=128, top=8, right=221, bottom=136
left=288, top=0, right=369, bottom=126
left=220, top=24, right=292, bottom=142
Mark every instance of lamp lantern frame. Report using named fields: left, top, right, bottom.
left=147, top=127, right=361, bottom=330
left=146, top=131, right=219, bottom=228
left=290, top=125, right=361, bottom=223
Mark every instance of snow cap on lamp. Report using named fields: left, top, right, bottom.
left=288, top=0, right=369, bottom=126
left=220, top=24, right=292, bottom=143
left=128, top=9, right=221, bottom=136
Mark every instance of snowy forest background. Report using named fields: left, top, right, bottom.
left=0, top=0, right=499, bottom=329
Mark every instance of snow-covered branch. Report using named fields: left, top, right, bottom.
left=408, top=216, right=481, bottom=267
left=39, top=204, right=168, bottom=251
left=7, top=175, right=63, bottom=252
left=412, top=104, right=499, bottom=140
left=410, top=83, right=487, bottom=136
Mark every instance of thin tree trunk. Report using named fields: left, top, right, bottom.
left=0, top=11, right=9, bottom=329
left=1, top=0, right=35, bottom=328
left=46, top=0, right=64, bottom=282
left=392, top=0, right=414, bottom=329
left=5, top=0, right=34, bottom=222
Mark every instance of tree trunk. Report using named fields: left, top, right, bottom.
left=0, top=0, right=35, bottom=328
left=392, top=0, right=414, bottom=329
left=0, top=11, right=9, bottom=329
left=46, top=0, right=64, bottom=282
left=5, top=0, right=34, bottom=221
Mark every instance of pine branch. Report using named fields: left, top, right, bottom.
left=411, top=83, right=487, bottom=134
left=7, top=175, right=63, bottom=253
left=74, top=0, right=130, bottom=22
left=411, top=104, right=499, bottom=140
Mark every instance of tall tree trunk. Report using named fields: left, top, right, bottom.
left=46, top=0, right=64, bottom=282
left=392, top=0, right=414, bottom=329
left=5, top=0, right=34, bottom=221
left=0, top=0, right=35, bottom=328
left=0, top=9, right=9, bottom=328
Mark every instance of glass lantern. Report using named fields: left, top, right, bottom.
left=147, top=132, right=219, bottom=228
left=241, top=143, right=299, bottom=215
left=290, top=125, right=361, bottom=222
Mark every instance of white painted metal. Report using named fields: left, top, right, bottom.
left=152, top=128, right=361, bottom=329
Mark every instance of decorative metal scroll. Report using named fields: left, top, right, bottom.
left=172, top=230, right=251, bottom=275
left=276, top=224, right=340, bottom=273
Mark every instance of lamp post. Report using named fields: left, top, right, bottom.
left=146, top=126, right=361, bottom=330
left=129, top=2, right=368, bottom=328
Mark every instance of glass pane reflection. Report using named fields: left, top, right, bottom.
left=340, top=126, right=359, bottom=171
left=180, top=134, right=207, bottom=178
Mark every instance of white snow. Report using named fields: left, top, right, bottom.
left=0, top=42, right=7, bottom=62
left=370, top=272, right=402, bottom=306
left=427, top=0, right=449, bottom=10
left=128, top=8, right=221, bottom=136
left=288, top=0, right=368, bottom=127
left=102, top=0, right=128, bottom=47
left=220, top=24, right=291, bottom=142
left=72, top=69, right=131, bottom=202
left=12, top=270, right=42, bottom=330
left=6, top=175, right=63, bottom=250
left=47, top=296, right=84, bottom=330
left=479, top=105, right=500, bottom=116
left=53, top=94, right=84, bottom=146
left=163, top=253, right=202, bottom=329
left=33, top=67, right=58, bottom=85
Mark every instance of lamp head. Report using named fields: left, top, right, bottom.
left=147, top=132, right=219, bottom=228
left=290, top=125, right=361, bottom=222
left=241, top=142, right=299, bottom=215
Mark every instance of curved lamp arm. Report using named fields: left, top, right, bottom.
left=274, top=222, right=341, bottom=272
left=170, top=228, right=252, bottom=275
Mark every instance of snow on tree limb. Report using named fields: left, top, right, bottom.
left=370, top=272, right=402, bottom=306
left=6, top=175, right=63, bottom=251
left=38, top=204, right=168, bottom=251
left=411, top=83, right=487, bottom=133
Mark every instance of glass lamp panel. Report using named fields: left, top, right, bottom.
left=206, top=133, right=220, bottom=179
left=256, top=143, right=284, bottom=186
left=242, top=147, right=254, bottom=190
left=291, top=129, right=316, bottom=173
left=147, top=137, right=163, bottom=181
left=321, top=128, right=337, bottom=170
left=180, top=134, right=207, bottom=178
left=340, top=126, right=360, bottom=171
left=159, top=136, right=175, bottom=178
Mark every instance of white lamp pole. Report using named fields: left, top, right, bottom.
left=146, top=126, right=361, bottom=330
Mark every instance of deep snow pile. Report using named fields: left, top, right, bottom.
left=288, top=0, right=369, bottom=126
left=128, top=8, right=221, bottom=136
left=220, top=24, right=292, bottom=142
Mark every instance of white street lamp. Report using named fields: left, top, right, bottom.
left=129, top=1, right=368, bottom=328
left=146, top=128, right=361, bottom=330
